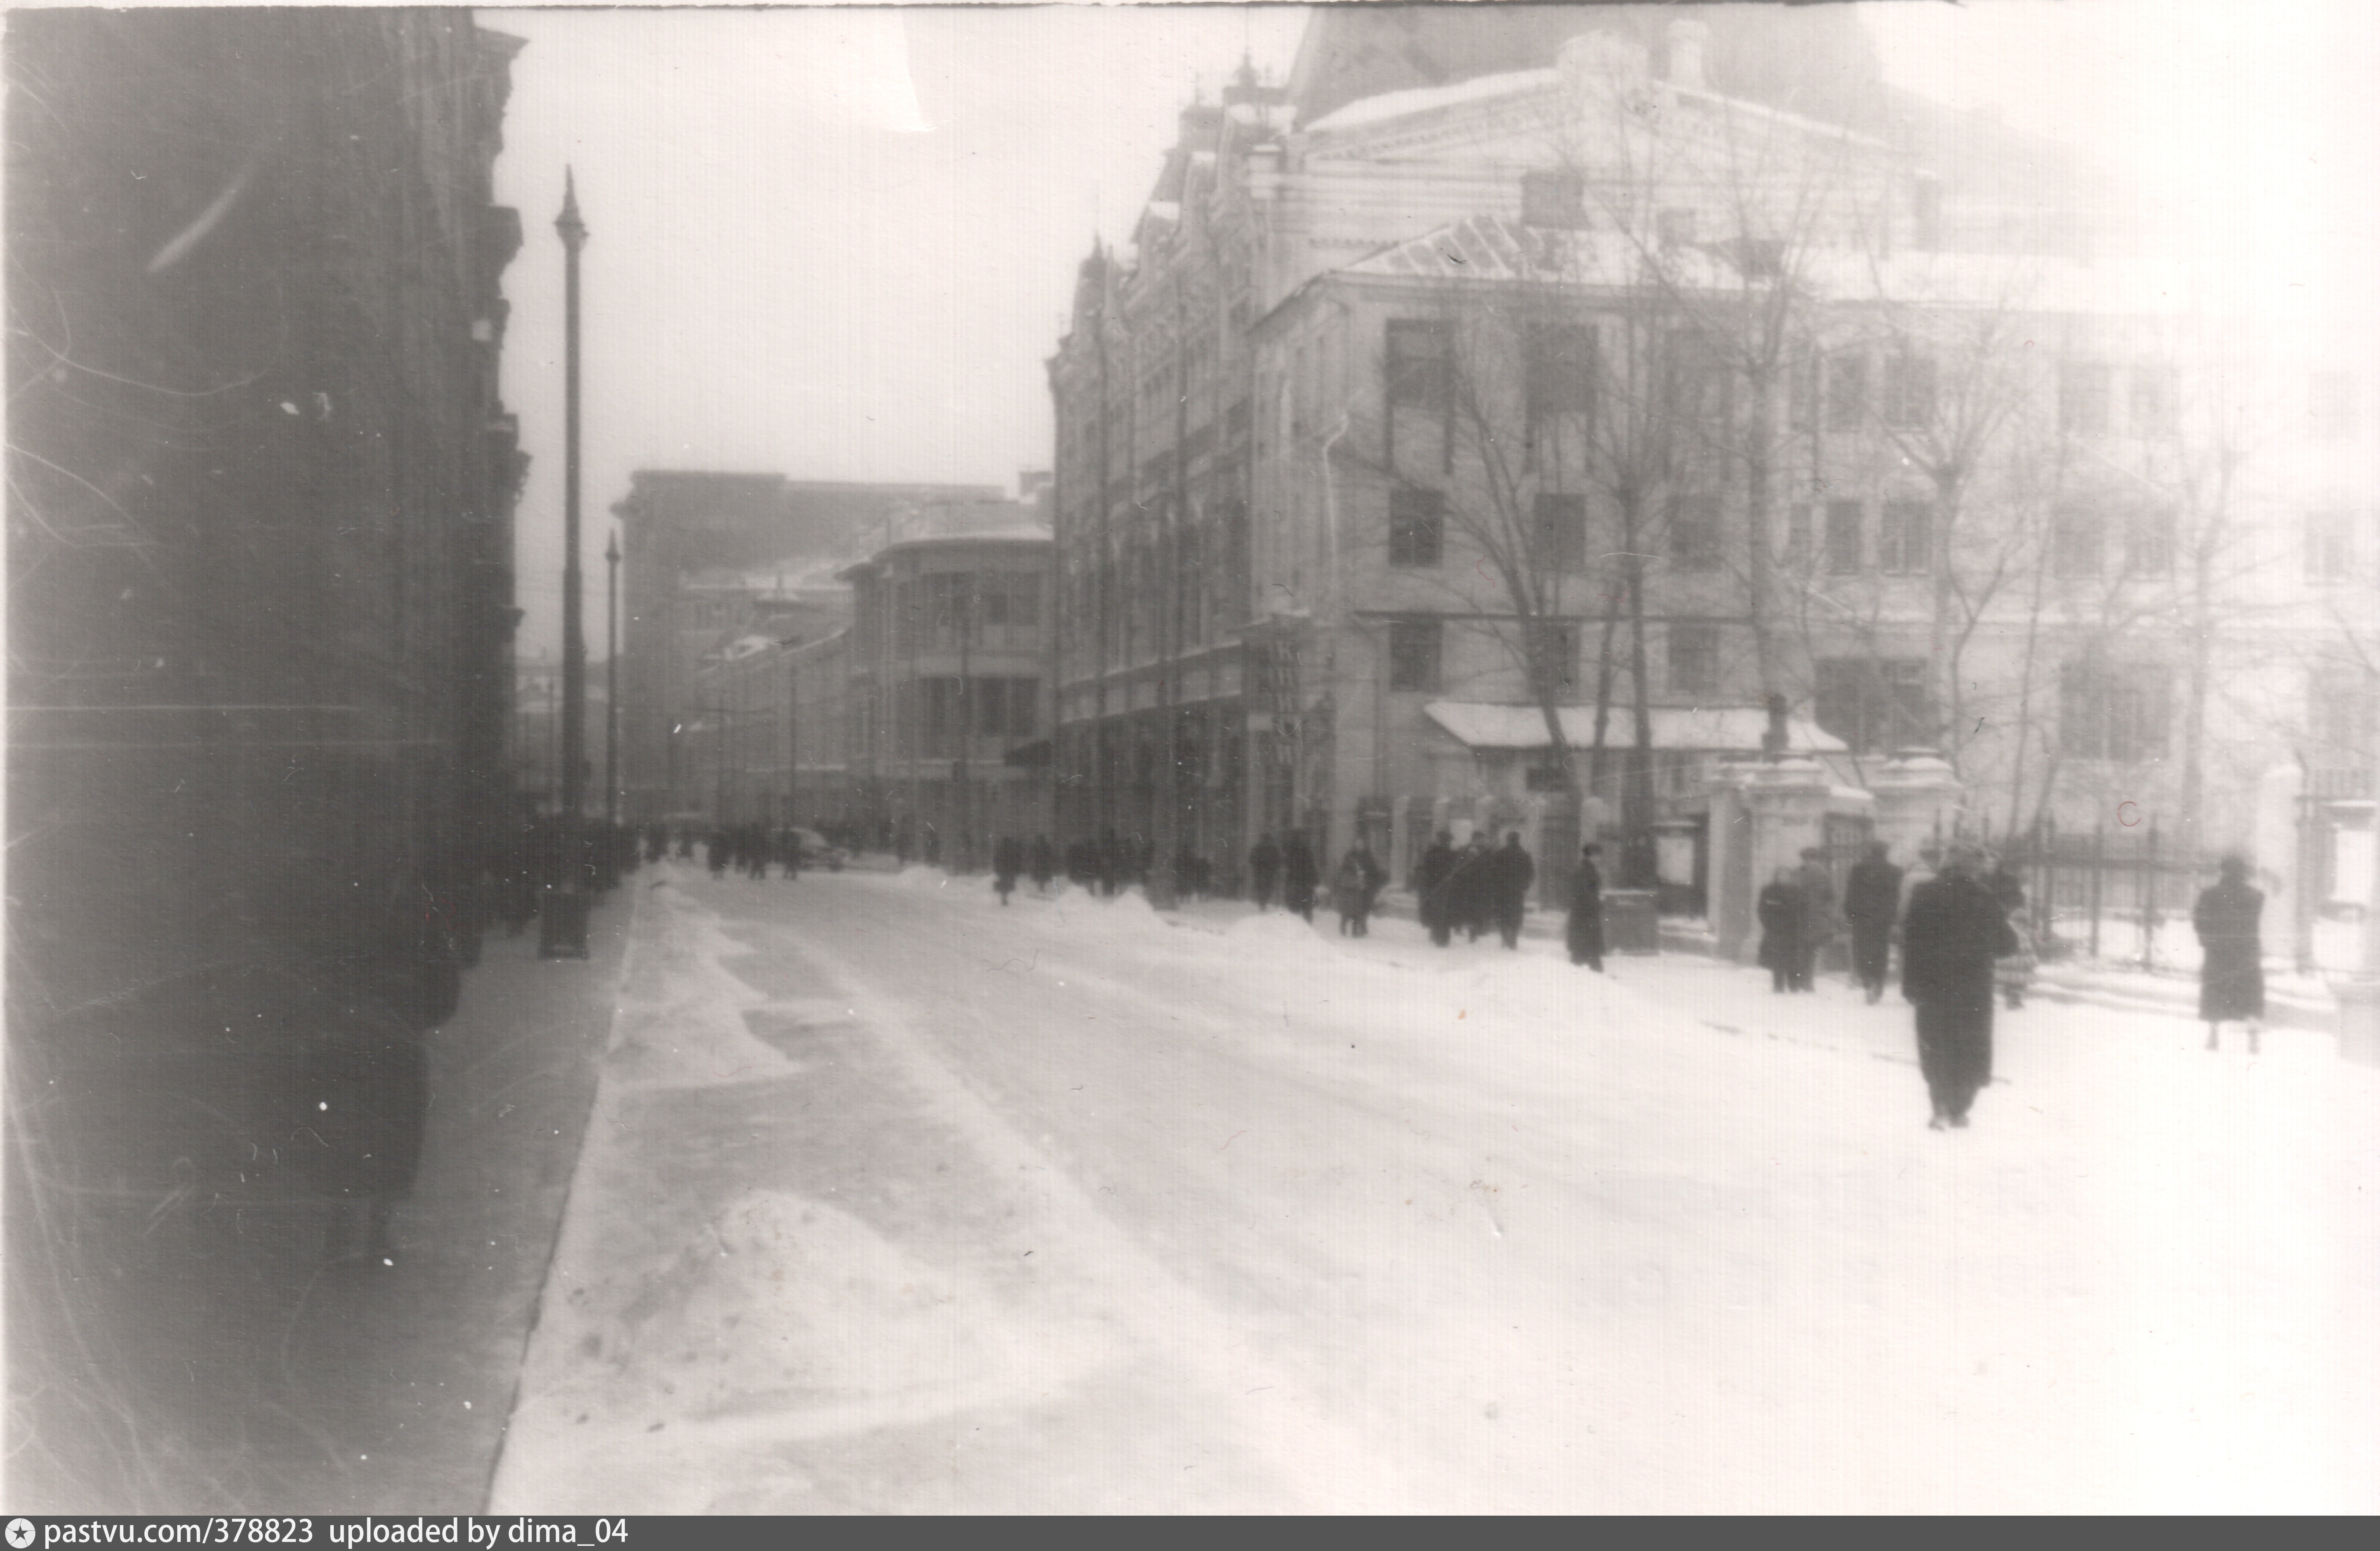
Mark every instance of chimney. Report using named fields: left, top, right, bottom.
left=1666, top=17, right=1709, bottom=91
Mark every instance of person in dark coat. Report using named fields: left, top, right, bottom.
left=1843, top=841, right=1904, bottom=1004
left=1332, top=839, right=1385, bottom=936
left=1757, top=866, right=1810, bottom=993
left=1248, top=832, right=1281, bottom=912
left=1415, top=830, right=1459, bottom=947
left=1029, top=835, right=1055, bottom=893
left=993, top=835, right=1024, bottom=904
left=1489, top=832, right=1535, bottom=949
left=1281, top=832, right=1321, bottom=922
left=1792, top=847, right=1838, bottom=992
left=2193, top=855, right=2266, bottom=1054
left=1567, top=843, right=1606, bottom=971
left=1449, top=835, right=1495, bottom=942
left=1901, top=841, right=2020, bottom=1129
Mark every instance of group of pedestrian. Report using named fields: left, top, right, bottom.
left=1247, top=831, right=1322, bottom=920
left=707, top=822, right=802, bottom=880
left=1411, top=830, right=1537, bottom=950
left=1755, top=847, right=1842, bottom=993
left=990, top=834, right=1059, bottom=903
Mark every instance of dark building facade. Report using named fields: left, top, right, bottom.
left=6, top=9, right=525, bottom=1505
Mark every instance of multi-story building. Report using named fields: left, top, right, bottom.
left=1050, top=6, right=2376, bottom=910
left=840, top=521, right=1054, bottom=865
left=611, top=470, right=1001, bottom=820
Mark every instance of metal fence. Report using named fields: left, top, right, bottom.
left=1996, top=823, right=2218, bottom=969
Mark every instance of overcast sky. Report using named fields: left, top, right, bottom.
left=488, top=2, right=2379, bottom=658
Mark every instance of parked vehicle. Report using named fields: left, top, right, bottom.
left=788, top=826, right=849, bottom=871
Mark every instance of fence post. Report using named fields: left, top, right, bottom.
left=2142, top=814, right=2160, bottom=969
left=2089, top=820, right=2104, bottom=959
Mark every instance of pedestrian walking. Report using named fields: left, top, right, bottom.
left=1567, top=842, right=1605, bottom=972
left=1844, top=841, right=1903, bottom=1003
left=1333, top=838, right=1385, bottom=936
left=1757, top=866, right=1810, bottom=993
left=2193, top=854, right=2266, bottom=1054
left=1489, top=832, right=1534, bottom=948
left=1248, top=832, right=1281, bottom=912
left=1029, top=834, right=1055, bottom=893
left=993, top=835, right=1023, bottom=905
left=1793, top=847, right=1838, bottom=992
left=1281, top=831, right=1320, bottom=922
left=1414, top=831, right=1458, bottom=947
left=1900, top=841, right=2020, bottom=1130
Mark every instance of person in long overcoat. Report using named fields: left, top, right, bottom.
left=1792, top=847, right=1838, bottom=992
left=1281, top=832, right=1321, bottom=922
left=1028, top=835, right=1055, bottom=893
left=2193, top=855, right=2267, bottom=1053
left=993, top=835, right=1024, bottom=904
left=1567, top=843, right=1606, bottom=971
left=1333, top=840, right=1385, bottom=936
left=1901, top=841, right=2020, bottom=1129
left=1843, top=841, right=1904, bottom=1004
left=1248, top=832, right=1281, bottom=911
left=1489, top=832, right=1535, bottom=949
left=1757, top=866, right=1810, bottom=993
left=1450, top=835, right=1495, bottom=942
left=1415, top=831, right=1459, bottom=947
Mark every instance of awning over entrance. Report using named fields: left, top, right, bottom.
left=1422, top=701, right=1850, bottom=756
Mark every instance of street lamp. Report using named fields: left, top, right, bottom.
left=542, top=169, right=592, bottom=959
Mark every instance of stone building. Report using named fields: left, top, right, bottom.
left=839, top=523, right=1055, bottom=866
left=1049, top=7, right=2375, bottom=919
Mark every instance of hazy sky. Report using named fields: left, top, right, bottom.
left=489, top=2, right=2378, bottom=657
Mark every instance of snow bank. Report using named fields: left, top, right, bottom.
left=1224, top=910, right=1325, bottom=946
left=601, top=885, right=791, bottom=1090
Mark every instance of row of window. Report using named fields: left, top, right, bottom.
left=1386, top=488, right=2364, bottom=585
left=913, top=675, right=1041, bottom=753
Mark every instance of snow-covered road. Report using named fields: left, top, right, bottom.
left=490, top=862, right=2380, bottom=1513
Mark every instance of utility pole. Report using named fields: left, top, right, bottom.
left=604, top=529, right=620, bottom=831
left=955, top=575, right=974, bottom=872
left=542, top=170, right=591, bottom=957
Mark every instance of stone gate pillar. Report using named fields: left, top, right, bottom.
left=1708, top=757, right=1832, bottom=961
left=1869, top=748, right=1964, bottom=868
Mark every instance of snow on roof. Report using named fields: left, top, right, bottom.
left=1423, top=701, right=1848, bottom=755
left=1304, top=67, right=1555, bottom=135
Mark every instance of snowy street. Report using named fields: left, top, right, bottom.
left=491, top=861, right=2380, bottom=1513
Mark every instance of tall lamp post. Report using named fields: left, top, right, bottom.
left=597, top=527, right=622, bottom=889
left=542, top=170, right=592, bottom=958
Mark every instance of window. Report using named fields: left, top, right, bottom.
left=2130, top=367, right=2178, bottom=438
left=1882, top=354, right=1936, bottom=428
left=1526, top=323, right=1596, bottom=419
left=1813, top=658, right=1930, bottom=754
left=2311, top=372, right=2358, bottom=442
left=1672, top=330, right=1735, bottom=424
left=1657, top=207, right=1697, bottom=248
left=1534, top=491, right=1588, bottom=572
left=1826, top=353, right=1867, bottom=432
left=2309, top=666, right=2377, bottom=758
left=1522, top=169, right=1587, bottom=228
left=1785, top=502, right=1812, bottom=566
left=1878, top=499, right=1932, bottom=576
left=1669, top=494, right=1722, bottom=571
left=2061, top=661, right=2171, bottom=762
left=1387, top=618, right=1442, bottom=691
left=2051, top=507, right=2103, bottom=578
left=1389, top=487, right=1445, bottom=567
left=1732, top=237, right=1785, bottom=278
left=1385, top=320, right=1451, bottom=412
left=1668, top=623, right=1719, bottom=695
left=1526, top=622, right=1577, bottom=693
left=1788, top=350, right=1819, bottom=431
left=2306, top=511, right=2355, bottom=583
left=1824, top=500, right=1863, bottom=574
left=2126, top=508, right=2175, bottom=578
left=2060, top=361, right=2111, bottom=436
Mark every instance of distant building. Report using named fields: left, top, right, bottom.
left=839, top=519, right=1054, bottom=866
left=611, top=470, right=1000, bottom=820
